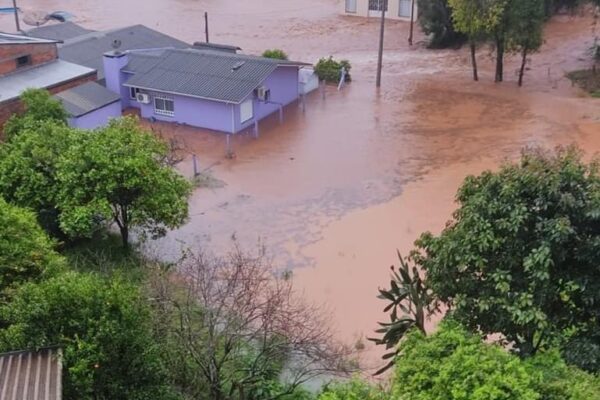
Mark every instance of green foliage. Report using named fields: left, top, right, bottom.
left=567, top=69, right=600, bottom=96
left=262, top=49, right=289, bottom=60
left=369, top=252, right=439, bottom=375
left=0, top=197, right=64, bottom=294
left=3, top=88, right=68, bottom=139
left=314, top=57, right=352, bottom=83
left=448, top=0, right=507, bottom=41
left=392, top=321, right=540, bottom=400
left=318, top=378, right=387, bottom=400
left=56, top=116, right=192, bottom=248
left=0, top=271, right=178, bottom=400
left=417, top=0, right=466, bottom=48
left=0, top=121, right=81, bottom=237
left=415, top=147, right=600, bottom=358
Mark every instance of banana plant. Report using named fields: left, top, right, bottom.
left=368, top=251, right=439, bottom=375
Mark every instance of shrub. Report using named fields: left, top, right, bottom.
left=417, top=0, right=465, bottom=48
left=314, top=57, right=352, bottom=83
left=318, top=378, right=387, bottom=400
left=262, top=49, right=289, bottom=60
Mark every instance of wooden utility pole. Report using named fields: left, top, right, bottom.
left=204, top=12, right=209, bottom=43
left=408, top=0, right=415, bottom=46
left=376, top=0, right=387, bottom=87
left=12, top=0, right=20, bottom=32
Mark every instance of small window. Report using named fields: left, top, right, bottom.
left=369, top=0, right=388, bottom=11
left=346, top=0, right=357, bottom=13
left=129, top=87, right=140, bottom=99
left=154, top=96, right=174, bottom=116
left=16, top=55, right=31, bottom=68
left=240, top=99, right=253, bottom=123
left=398, top=0, right=412, bottom=17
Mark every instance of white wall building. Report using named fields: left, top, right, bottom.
left=341, top=0, right=417, bottom=21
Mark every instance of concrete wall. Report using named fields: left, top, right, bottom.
left=0, top=43, right=58, bottom=76
left=341, top=0, right=417, bottom=20
left=69, top=101, right=122, bottom=130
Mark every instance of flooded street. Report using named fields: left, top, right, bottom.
left=3, top=0, right=600, bottom=367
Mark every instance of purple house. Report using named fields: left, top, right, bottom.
left=103, top=48, right=309, bottom=134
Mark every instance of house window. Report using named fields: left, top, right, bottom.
left=154, top=96, right=174, bottom=116
left=345, top=0, right=357, bottom=13
left=399, top=0, right=412, bottom=17
left=129, top=87, right=140, bottom=99
left=240, top=99, right=253, bottom=123
left=16, top=55, right=31, bottom=68
left=369, top=0, right=388, bottom=11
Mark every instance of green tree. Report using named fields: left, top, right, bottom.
left=0, top=197, right=64, bottom=294
left=391, top=320, right=600, bottom=400
left=262, top=49, right=289, bottom=60
left=317, top=378, right=387, bottom=400
left=56, top=116, right=192, bottom=249
left=0, top=271, right=178, bottom=400
left=415, top=147, right=600, bottom=357
left=449, top=0, right=507, bottom=81
left=0, top=121, right=81, bottom=237
left=417, top=0, right=466, bottom=48
left=507, top=0, right=545, bottom=86
left=3, top=88, right=68, bottom=139
left=369, top=252, right=439, bottom=375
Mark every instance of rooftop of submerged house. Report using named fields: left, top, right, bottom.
left=119, top=48, right=310, bottom=104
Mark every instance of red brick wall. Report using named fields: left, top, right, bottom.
left=0, top=72, right=97, bottom=136
left=0, top=43, right=58, bottom=76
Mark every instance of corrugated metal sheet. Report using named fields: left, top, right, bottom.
left=26, top=22, right=94, bottom=42
left=0, top=32, right=59, bottom=45
left=58, top=25, right=189, bottom=79
left=123, top=49, right=305, bottom=104
left=0, top=347, right=62, bottom=400
left=54, top=81, right=121, bottom=117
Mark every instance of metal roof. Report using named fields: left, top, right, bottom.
left=123, top=48, right=307, bottom=104
left=26, top=22, right=94, bottom=42
left=54, top=81, right=120, bottom=117
left=0, top=32, right=60, bottom=45
left=0, top=60, right=96, bottom=104
left=0, top=347, right=62, bottom=400
left=58, top=25, right=189, bottom=79
left=192, top=42, right=242, bottom=53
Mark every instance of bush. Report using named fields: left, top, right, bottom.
left=262, top=49, right=289, bottom=60
left=0, top=197, right=64, bottom=294
left=314, top=57, right=352, bottom=83
left=3, top=88, right=68, bottom=139
left=417, top=0, right=465, bottom=48
left=318, top=378, right=387, bottom=400
left=0, top=272, right=178, bottom=400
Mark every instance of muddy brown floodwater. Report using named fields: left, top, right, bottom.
left=3, top=1, right=600, bottom=370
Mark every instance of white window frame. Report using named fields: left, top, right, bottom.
left=154, top=95, right=175, bottom=117
left=240, top=99, right=253, bottom=123
left=345, top=0, right=357, bottom=13
left=398, top=0, right=412, bottom=17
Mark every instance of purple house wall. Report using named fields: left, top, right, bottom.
left=69, top=101, right=121, bottom=129
left=103, top=51, right=301, bottom=134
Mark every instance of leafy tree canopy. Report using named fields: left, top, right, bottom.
left=415, top=147, right=600, bottom=358
left=0, top=197, right=64, bottom=293
left=0, top=271, right=178, bottom=400
left=317, top=378, right=387, bottom=400
left=3, top=89, right=68, bottom=139
left=56, top=116, right=192, bottom=248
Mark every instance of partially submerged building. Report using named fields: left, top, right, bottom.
left=0, top=32, right=96, bottom=129
left=54, top=81, right=121, bottom=129
left=0, top=347, right=63, bottom=400
left=342, top=0, right=417, bottom=21
left=104, top=48, right=310, bottom=134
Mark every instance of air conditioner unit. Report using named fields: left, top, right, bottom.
left=136, top=93, right=151, bottom=104
left=256, top=86, right=270, bottom=101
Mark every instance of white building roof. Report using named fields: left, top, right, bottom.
left=0, top=60, right=95, bottom=104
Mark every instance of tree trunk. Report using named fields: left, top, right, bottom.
left=518, top=48, right=528, bottom=87
left=119, top=206, right=129, bottom=250
left=495, top=35, right=504, bottom=83
left=470, top=42, right=478, bottom=82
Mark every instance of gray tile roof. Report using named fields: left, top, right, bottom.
left=123, top=48, right=307, bottom=104
left=0, top=59, right=96, bottom=104
left=0, top=347, right=62, bottom=400
left=192, top=42, right=241, bottom=53
left=26, top=22, right=94, bottom=42
left=54, top=81, right=120, bottom=117
left=0, top=32, right=60, bottom=45
left=58, top=25, right=189, bottom=80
